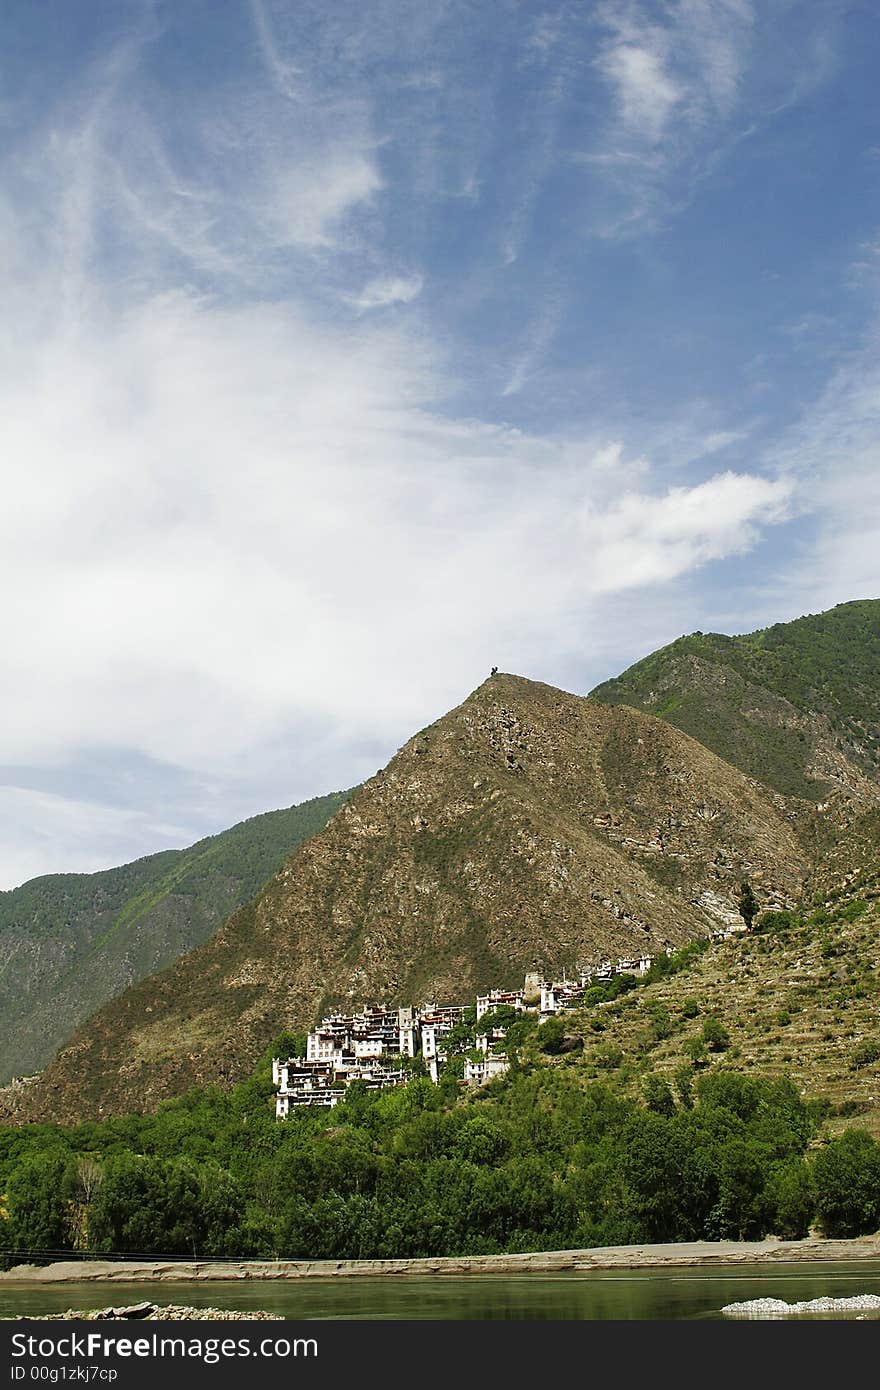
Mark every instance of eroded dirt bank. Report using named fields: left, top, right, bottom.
left=4, top=1237, right=880, bottom=1284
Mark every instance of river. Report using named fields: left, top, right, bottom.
left=3, top=1261, right=880, bottom=1319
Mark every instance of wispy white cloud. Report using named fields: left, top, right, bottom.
left=732, top=213, right=880, bottom=615
left=582, top=0, right=765, bottom=235
left=250, top=0, right=303, bottom=102
left=501, top=286, right=565, bottom=397
left=600, top=39, right=682, bottom=144
left=576, top=149, right=663, bottom=169
left=763, top=310, right=880, bottom=614
left=597, top=0, right=754, bottom=132
left=592, top=470, right=792, bottom=586
left=676, top=0, right=754, bottom=114
left=499, top=70, right=568, bottom=266
left=499, top=16, right=574, bottom=267
left=348, top=273, right=423, bottom=311
left=268, top=152, right=383, bottom=249
left=1, top=20, right=385, bottom=308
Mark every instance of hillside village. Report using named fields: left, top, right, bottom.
left=273, top=949, right=667, bottom=1115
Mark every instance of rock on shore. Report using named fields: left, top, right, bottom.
left=20, top=1303, right=281, bottom=1321
left=723, top=1294, right=880, bottom=1317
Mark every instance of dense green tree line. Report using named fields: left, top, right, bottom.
left=2, top=1057, right=879, bottom=1262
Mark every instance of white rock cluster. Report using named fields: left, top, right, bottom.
left=723, top=1294, right=880, bottom=1317
left=28, top=1303, right=282, bottom=1321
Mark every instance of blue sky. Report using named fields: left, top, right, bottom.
left=0, top=0, right=878, bottom=888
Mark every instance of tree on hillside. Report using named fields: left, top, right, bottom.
left=538, top=1016, right=566, bottom=1055
left=700, top=1017, right=731, bottom=1053
left=737, top=881, right=759, bottom=931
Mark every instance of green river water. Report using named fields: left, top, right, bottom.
left=3, top=1261, right=880, bottom=1319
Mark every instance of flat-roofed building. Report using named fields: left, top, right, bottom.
left=476, top=988, right=525, bottom=1021
left=464, top=1053, right=510, bottom=1085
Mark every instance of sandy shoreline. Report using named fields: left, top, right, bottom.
left=4, top=1237, right=880, bottom=1284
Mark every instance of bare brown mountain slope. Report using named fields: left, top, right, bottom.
left=6, top=674, right=815, bottom=1124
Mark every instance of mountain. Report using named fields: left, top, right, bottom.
left=590, top=598, right=880, bottom=802
left=3, top=673, right=817, bottom=1124
left=0, top=791, right=350, bottom=1084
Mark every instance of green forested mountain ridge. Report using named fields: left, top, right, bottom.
left=590, top=598, right=880, bottom=802
left=2, top=673, right=818, bottom=1125
left=0, top=791, right=350, bottom=1084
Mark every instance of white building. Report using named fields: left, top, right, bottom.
left=616, top=955, right=654, bottom=975
left=539, top=980, right=585, bottom=1017
left=476, top=988, right=526, bottom=1021
left=464, top=1053, right=510, bottom=1084
left=475, top=1028, right=508, bottom=1054
left=274, top=1054, right=410, bottom=1118
left=421, top=1020, right=452, bottom=1060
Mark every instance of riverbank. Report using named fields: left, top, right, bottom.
left=4, top=1237, right=880, bottom=1283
